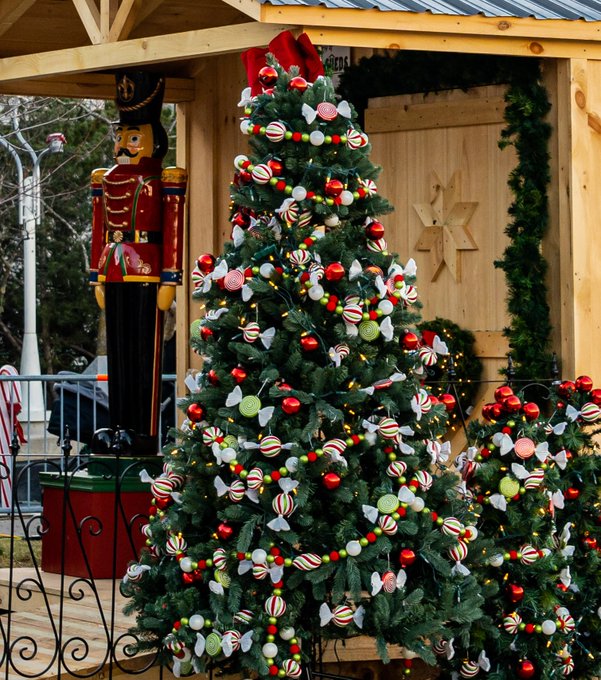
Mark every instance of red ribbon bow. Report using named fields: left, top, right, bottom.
left=241, top=31, right=325, bottom=95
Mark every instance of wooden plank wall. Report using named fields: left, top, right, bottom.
left=365, top=86, right=514, bottom=422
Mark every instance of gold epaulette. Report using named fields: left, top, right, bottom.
left=162, top=166, right=188, bottom=183
left=91, top=167, right=109, bottom=183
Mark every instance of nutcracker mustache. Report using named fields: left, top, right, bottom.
left=116, top=148, right=137, bottom=158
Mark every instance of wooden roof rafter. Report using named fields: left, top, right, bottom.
left=71, top=0, right=159, bottom=44
left=0, top=0, right=37, bottom=39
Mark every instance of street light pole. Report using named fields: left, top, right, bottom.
left=0, top=102, right=65, bottom=421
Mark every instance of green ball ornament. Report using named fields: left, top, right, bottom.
left=322, top=555, right=331, bottom=564
left=239, top=395, right=261, bottom=417
left=360, top=537, right=369, bottom=547
left=499, top=476, right=521, bottom=498
left=359, top=320, right=380, bottom=341
left=339, top=549, right=348, bottom=558
left=377, top=494, right=400, bottom=514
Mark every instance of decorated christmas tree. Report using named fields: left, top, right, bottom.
left=450, top=384, right=581, bottom=678
left=122, top=32, right=485, bottom=679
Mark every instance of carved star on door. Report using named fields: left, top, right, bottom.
left=413, top=170, right=479, bottom=282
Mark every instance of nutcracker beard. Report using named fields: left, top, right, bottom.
left=94, top=282, right=165, bottom=456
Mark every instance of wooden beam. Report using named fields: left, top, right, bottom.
left=0, top=22, right=295, bottom=84
left=263, top=5, right=601, bottom=44
left=71, top=0, right=102, bottom=45
left=109, top=0, right=142, bottom=42
left=100, top=0, right=119, bottom=41
left=0, top=73, right=195, bottom=102
left=301, top=25, right=601, bottom=60
left=0, top=0, right=36, bottom=38
left=220, top=0, right=263, bottom=21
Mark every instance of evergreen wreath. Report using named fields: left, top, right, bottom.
left=339, top=52, right=553, bottom=385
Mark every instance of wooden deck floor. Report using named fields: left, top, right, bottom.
left=0, top=568, right=158, bottom=680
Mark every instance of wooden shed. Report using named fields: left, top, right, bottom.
left=1, top=0, right=601, bottom=401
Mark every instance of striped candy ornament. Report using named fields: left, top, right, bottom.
left=126, top=563, right=148, bottom=583
left=581, top=402, right=601, bottom=422
left=246, top=467, right=264, bottom=489
left=260, top=435, right=283, bottom=457
left=317, top=102, right=338, bottom=120
left=203, top=426, right=224, bottom=445
left=168, top=472, right=185, bottom=489
left=414, top=470, right=433, bottom=491
left=359, top=178, right=378, bottom=196
left=560, top=656, right=575, bottom=675
left=228, top=480, right=246, bottom=502
left=381, top=571, right=398, bottom=593
left=266, top=121, right=287, bottom=142
left=224, top=269, right=245, bottom=291
left=459, top=661, right=480, bottom=678
left=140, top=523, right=150, bottom=539
left=151, top=477, right=176, bottom=500
left=282, top=659, right=303, bottom=679
left=224, top=629, right=241, bottom=652
left=433, top=640, right=451, bottom=656
left=242, top=322, right=261, bottom=343
left=342, top=304, right=363, bottom=325
left=165, top=534, right=187, bottom=555
left=448, top=540, right=469, bottom=562
left=418, top=347, right=438, bottom=367
left=292, top=553, right=323, bottom=571
left=297, top=211, right=313, bottom=229
left=289, top=249, right=311, bottom=267
left=265, top=595, right=287, bottom=617
left=558, top=614, right=576, bottom=633
left=334, top=343, right=350, bottom=360
left=279, top=200, right=300, bottom=224
left=191, top=265, right=205, bottom=289
left=387, top=460, right=408, bottom=478
left=366, top=237, right=387, bottom=253
left=323, top=438, right=347, bottom=457
left=346, top=128, right=364, bottom=149
left=441, top=517, right=464, bottom=537
left=524, top=469, right=545, bottom=489
left=400, top=285, right=418, bottom=305
left=332, top=605, right=354, bottom=627
left=412, top=390, right=432, bottom=415
left=520, top=544, right=539, bottom=565
left=233, top=609, right=254, bottom=625
left=251, top=163, right=273, bottom=184
left=308, top=262, right=325, bottom=279
left=378, top=417, right=400, bottom=439
left=514, top=437, right=536, bottom=459
left=273, top=492, right=295, bottom=517
left=378, top=514, right=398, bottom=535
left=345, top=294, right=361, bottom=305
left=503, top=611, right=522, bottom=634
left=252, top=563, right=269, bottom=580
left=213, top=548, right=228, bottom=571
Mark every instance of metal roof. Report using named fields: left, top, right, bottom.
left=262, top=0, right=601, bottom=21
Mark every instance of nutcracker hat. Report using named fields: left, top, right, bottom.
left=114, top=70, right=165, bottom=125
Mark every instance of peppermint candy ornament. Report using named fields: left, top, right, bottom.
left=520, top=544, right=539, bottom=565
left=367, top=237, right=387, bottom=253
left=242, top=322, right=261, bottom=343
left=265, top=595, right=287, bottom=617
left=459, top=661, right=480, bottom=678
left=346, top=128, right=364, bottom=149
left=151, top=476, right=175, bottom=500
left=282, top=659, right=303, bottom=679
left=165, top=534, right=187, bottom=555
left=224, top=269, right=245, bottom=292
left=266, top=121, right=287, bottom=142
left=448, top=540, right=469, bottom=563
left=316, top=102, right=338, bottom=120
left=558, top=613, right=575, bottom=633
left=359, top=178, right=378, bottom=196
left=277, top=198, right=300, bottom=224
left=560, top=656, right=575, bottom=675
left=292, top=553, right=323, bottom=571
left=581, top=402, right=601, bottom=422
left=272, top=492, right=295, bottom=517
left=441, top=517, right=464, bottom=537
left=203, top=426, right=224, bottom=445
left=514, top=437, right=536, bottom=459
left=378, top=417, right=400, bottom=439
left=418, top=346, right=438, bottom=367
left=503, top=611, right=522, bottom=634
left=400, top=285, right=418, bottom=305
left=246, top=467, right=264, bottom=489
left=342, top=304, right=363, bottom=325
left=387, top=460, right=408, bottom=478
left=260, top=435, right=283, bottom=457
left=233, top=609, right=254, bottom=625
left=251, top=163, right=273, bottom=184
left=213, top=547, right=228, bottom=571
left=414, top=470, right=433, bottom=491
left=378, top=514, right=399, bottom=535
left=524, top=468, right=545, bottom=489
left=125, top=563, right=150, bottom=583
left=252, top=563, right=269, bottom=580
left=290, top=249, right=311, bottom=267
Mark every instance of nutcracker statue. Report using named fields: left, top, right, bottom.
left=89, top=71, right=187, bottom=457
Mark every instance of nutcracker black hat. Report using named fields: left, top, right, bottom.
left=114, top=70, right=165, bottom=125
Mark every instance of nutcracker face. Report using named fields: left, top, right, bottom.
left=114, top=123, right=154, bottom=165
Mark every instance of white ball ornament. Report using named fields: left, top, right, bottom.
left=262, top=643, right=279, bottom=658
left=260, top=263, right=275, bottom=278
left=411, top=497, right=425, bottom=512
left=189, top=614, right=205, bottom=631
left=280, top=627, right=296, bottom=641
left=324, top=214, right=340, bottom=227
left=489, top=553, right=504, bottom=567
left=542, top=620, right=557, bottom=635
left=346, top=540, right=362, bottom=557
left=378, top=299, right=394, bottom=316
left=234, top=154, right=249, bottom=169
left=308, top=285, right=325, bottom=300
left=220, top=448, right=237, bottom=463
left=179, top=556, right=194, bottom=573
left=292, top=186, right=308, bottom=201
left=309, top=130, right=325, bottom=146
left=252, top=548, right=268, bottom=564
left=340, top=190, right=354, bottom=206
left=240, top=119, right=251, bottom=135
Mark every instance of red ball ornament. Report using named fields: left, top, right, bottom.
left=231, top=366, right=248, bottom=384
left=583, top=536, right=598, bottom=550
left=186, top=403, right=204, bottom=422
left=491, top=402, right=504, bottom=419
left=324, top=262, right=345, bottom=281
left=300, top=336, right=319, bottom=352
left=558, top=380, right=576, bottom=397
left=494, top=385, right=514, bottom=402
left=268, top=158, right=284, bottom=176
left=399, top=548, right=417, bottom=567
left=324, top=179, right=344, bottom=197
left=288, top=76, right=308, bottom=92
left=576, top=375, right=594, bottom=392
left=232, top=211, right=250, bottom=228
left=217, top=522, right=234, bottom=540
left=196, top=253, right=216, bottom=274
left=591, top=388, right=601, bottom=406
left=503, top=395, right=522, bottom=413
left=323, top=472, right=341, bottom=490
left=506, top=583, right=524, bottom=602
left=522, top=402, right=540, bottom=421
left=208, top=369, right=219, bottom=386
left=365, top=220, right=385, bottom=240
left=282, top=397, right=301, bottom=414
left=516, top=660, right=535, bottom=678
left=439, top=393, right=457, bottom=412
left=200, top=326, right=214, bottom=341
left=258, top=66, right=278, bottom=88
left=182, top=572, right=195, bottom=585
left=565, top=487, right=580, bottom=500
left=402, top=332, right=419, bottom=350
left=481, top=403, right=494, bottom=421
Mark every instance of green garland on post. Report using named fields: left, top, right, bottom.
left=339, top=53, right=554, bottom=384
left=495, top=65, right=553, bottom=383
